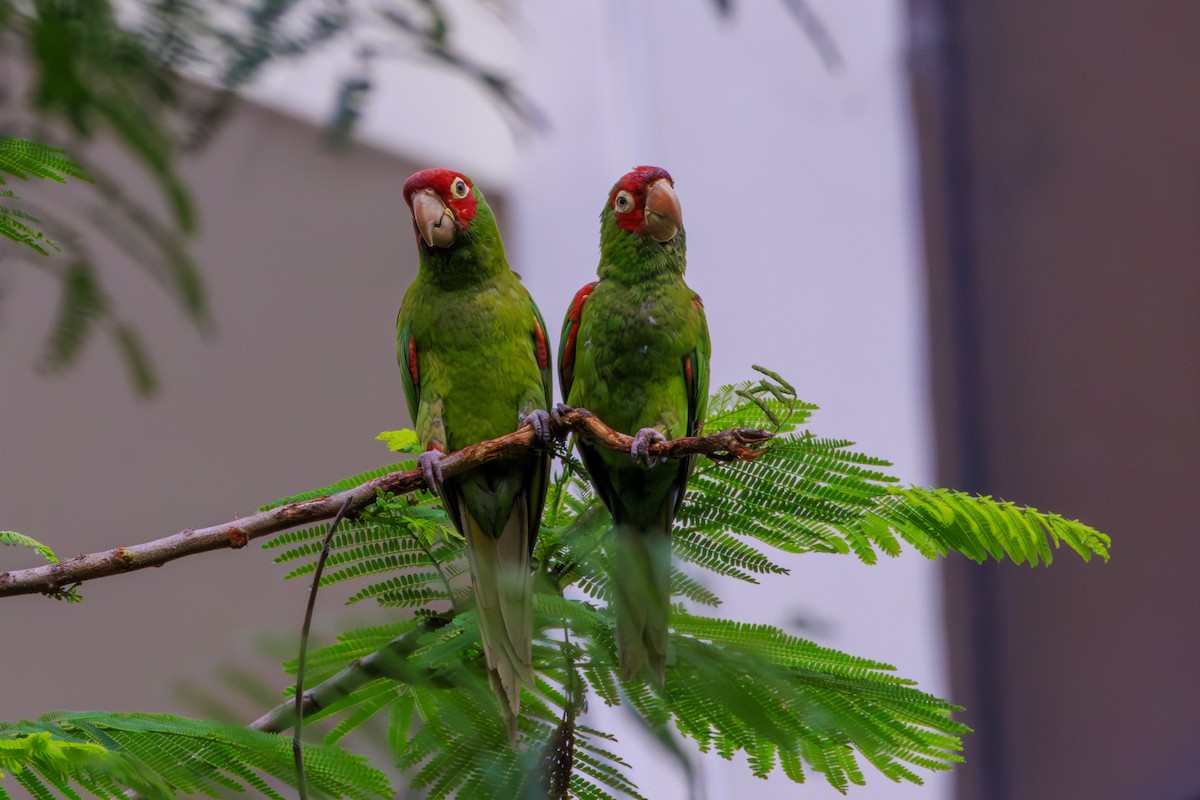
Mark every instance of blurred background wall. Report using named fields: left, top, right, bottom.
left=2, top=1, right=1195, bottom=799
left=910, top=2, right=1200, bottom=799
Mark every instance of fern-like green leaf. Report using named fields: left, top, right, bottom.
left=111, top=322, right=157, bottom=396
left=858, top=486, right=1111, bottom=566
left=0, top=712, right=393, bottom=799
left=39, top=262, right=105, bottom=370
left=0, top=137, right=89, bottom=184
left=260, top=463, right=418, bottom=510
left=0, top=531, right=59, bottom=564
left=0, top=202, right=55, bottom=255
left=0, top=138, right=88, bottom=256
left=375, top=428, right=422, bottom=454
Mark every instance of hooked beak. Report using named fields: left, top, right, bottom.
left=411, top=188, right=457, bottom=248
left=643, top=179, right=682, bottom=243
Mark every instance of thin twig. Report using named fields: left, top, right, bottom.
left=292, top=495, right=352, bottom=800
left=0, top=411, right=771, bottom=599
left=249, top=616, right=453, bottom=734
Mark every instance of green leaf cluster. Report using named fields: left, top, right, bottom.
left=0, top=530, right=79, bottom=601
left=0, top=372, right=1109, bottom=797
left=240, top=371, right=1106, bottom=797
left=0, top=530, right=60, bottom=564
left=0, top=712, right=391, bottom=799
left=2, top=0, right=531, bottom=394
left=0, top=137, right=87, bottom=255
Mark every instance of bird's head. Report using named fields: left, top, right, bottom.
left=605, top=166, right=682, bottom=244
left=402, top=169, right=480, bottom=249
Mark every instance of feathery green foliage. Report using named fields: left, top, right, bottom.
left=0, top=530, right=59, bottom=564
left=0, top=137, right=88, bottom=256
left=0, top=531, right=81, bottom=601
left=0, top=137, right=88, bottom=185
left=0, top=711, right=392, bottom=799
left=243, top=368, right=1107, bottom=796
left=1, top=370, right=1108, bottom=797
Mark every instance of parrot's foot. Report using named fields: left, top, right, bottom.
left=551, top=403, right=575, bottom=437
left=519, top=408, right=555, bottom=446
left=417, top=450, right=446, bottom=496
left=630, top=428, right=667, bottom=467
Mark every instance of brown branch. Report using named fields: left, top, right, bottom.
left=0, top=410, right=771, bottom=599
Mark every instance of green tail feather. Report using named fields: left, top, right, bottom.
left=459, top=495, right=535, bottom=729
left=614, top=516, right=673, bottom=685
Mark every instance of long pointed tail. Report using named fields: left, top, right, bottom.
left=461, top=497, right=535, bottom=726
left=613, top=522, right=673, bottom=685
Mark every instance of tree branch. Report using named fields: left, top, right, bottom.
left=0, top=409, right=771, bottom=599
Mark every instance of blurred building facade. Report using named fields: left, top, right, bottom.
left=910, top=2, right=1200, bottom=799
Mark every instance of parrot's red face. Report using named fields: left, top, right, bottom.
left=402, top=168, right=479, bottom=248
left=608, top=165, right=682, bottom=243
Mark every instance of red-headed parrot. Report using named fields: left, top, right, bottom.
left=397, top=169, right=553, bottom=725
left=558, top=166, right=710, bottom=684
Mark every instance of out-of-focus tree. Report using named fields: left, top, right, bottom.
left=0, top=0, right=538, bottom=394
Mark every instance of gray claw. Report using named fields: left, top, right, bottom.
left=521, top=408, right=554, bottom=446
left=630, top=427, right=667, bottom=467
left=550, top=404, right=575, bottom=440
left=417, top=450, right=446, bottom=496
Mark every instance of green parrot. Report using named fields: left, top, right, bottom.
left=397, top=168, right=553, bottom=725
left=558, top=166, right=710, bottom=684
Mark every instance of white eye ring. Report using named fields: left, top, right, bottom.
left=450, top=177, right=469, bottom=199
left=613, top=190, right=634, bottom=213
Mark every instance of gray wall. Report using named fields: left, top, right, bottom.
left=1, top=99, right=424, bottom=720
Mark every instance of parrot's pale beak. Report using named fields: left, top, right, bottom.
left=643, top=179, right=682, bottom=243
left=411, top=188, right=457, bottom=248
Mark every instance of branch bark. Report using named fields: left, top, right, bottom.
left=0, top=409, right=771, bottom=599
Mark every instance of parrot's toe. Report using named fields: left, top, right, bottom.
left=417, top=450, right=446, bottom=496
left=520, top=408, right=554, bottom=446
left=551, top=404, right=576, bottom=437
left=630, top=428, right=667, bottom=467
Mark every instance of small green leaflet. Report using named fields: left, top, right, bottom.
left=376, top=428, right=421, bottom=457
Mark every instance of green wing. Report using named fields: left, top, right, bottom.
left=558, top=281, right=597, bottom=403
left=686, top=293, right=711, bottom=437
left=524, top=282, right=554, bottom=410
left=396, top=317, right=419, bottom=424
left=677, top=292, right=711, bottom=513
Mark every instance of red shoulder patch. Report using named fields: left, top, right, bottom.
left=565, top=283, right=598, bottom=358
left=533, top=317, right=549, bottom=371
left=692, top=294, right=704, bottom=311
left=560, top=282, right=598, bottom=396
left=684, top=354, right=693, bottom=384
left=569, top=282, right=599, bottom=324
left=408, top=336, right=419, bottom=387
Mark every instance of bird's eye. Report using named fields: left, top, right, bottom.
left=613, top=190, right=634, bottom=213
left=450, top=177, right=469, bottom=199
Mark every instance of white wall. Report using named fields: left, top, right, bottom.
left=507, top=3, right=947, bottom=798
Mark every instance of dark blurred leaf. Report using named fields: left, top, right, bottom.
left=112, top=321, right=157, bottom=396
left=40, top=261, right=104, bottom=369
